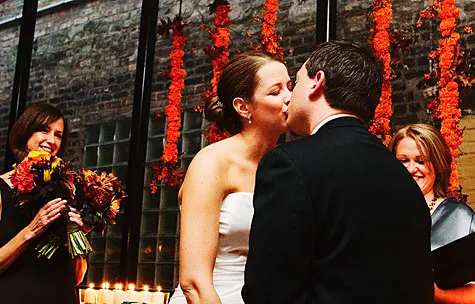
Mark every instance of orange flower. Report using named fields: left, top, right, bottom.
left=464, top=26, right=473, bottom=34
left=151, top=18, right=187, bottom=189
left=202, top=1, right=231, bottom=144
left=368, top=0, right=392, bottom=145
left=434, top=0, right=463, bottom=191
left=260, top=0, right=284, bottom=59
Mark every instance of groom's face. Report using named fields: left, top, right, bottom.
left=285, top=63, right=312, bottom=136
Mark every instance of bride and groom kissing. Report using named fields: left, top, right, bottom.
left=169, top=40, right=434, bottom=304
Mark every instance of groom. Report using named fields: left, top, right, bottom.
left=242, top=40, right=433, bottom=303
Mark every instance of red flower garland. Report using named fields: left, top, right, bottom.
left=261, top=0, right=284, bottom=59
left=151, top=18, right=187, bottom=191
left=203, top=0, right=231, bottom=144
left=368, top=0, right=393, bottom=146
left=437, top=0, right=462, bottom=191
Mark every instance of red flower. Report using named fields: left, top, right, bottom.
left=11, top=161, right=35, bottom=192
left=464, top=26, right=473, bottom=34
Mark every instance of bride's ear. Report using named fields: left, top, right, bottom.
left=232, top=97, right=251, bottom=118
left=309, top=70, right=325, bottom=100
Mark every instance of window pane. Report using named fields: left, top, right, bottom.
left=156, top=264, right=175, bottom=290
left=89, top=238, right=106, bottom=262
left=183, top=110, right=203, bottom=130
left=158, top=238, right=176, bottom=263
left=115, top=120, right=131, bottom=140
left=87, top=264, right=104, bottom=284
left=100, top=123, right=116, bottom=143
left=98, top=144, right=114, bottom=166
left=137, top=264, right=155, bottom=288
left=113, top=142, right=129, bottom=163
left=149, top=116, right=166, bottom=136
left=143, top=188, right=161, bottom=210
left=141, top=212, right=159, bottom=236
left=85, top=125, right=100, bottom=145
left=105, top=238, right=122, bottom=262
left=182, top=132, right=201, bottom=155
left=147, top=137, right=164, bottom=161
left=84, top=147, right=98, bottom=167
left=139, top=237, right=157, bottom=262
left=158, top=211, right=178, bottom=235
left=160, top=186, right=179, bottom=209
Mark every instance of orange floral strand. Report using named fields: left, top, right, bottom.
left=368, top=0, right=393, bottom=146
left=261, top=0, right=284, bottom=59
left=437, top=0, right=462, bottom=191
left=151, top=20, right=187, bottom=191
left=203, top=0, right=231, bottom=144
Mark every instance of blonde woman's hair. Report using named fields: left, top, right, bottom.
left=388, top=124, right=452, bottom=198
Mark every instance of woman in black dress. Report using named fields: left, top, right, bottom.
left=390, top=123, right=475, bottom=303
left=0, top=104, right=87, bottom=303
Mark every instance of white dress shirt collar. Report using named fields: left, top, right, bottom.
left=311, top=114, right=360, bottom=135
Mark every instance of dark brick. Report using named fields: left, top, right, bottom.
left=393, top=104, right=407, bottom=115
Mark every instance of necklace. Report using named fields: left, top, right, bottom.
left=428, top=196, right=438, bottom=211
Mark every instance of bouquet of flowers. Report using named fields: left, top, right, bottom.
left=10, top=151, right=91, bottom=259
left=74, top=169, right=126, bottom=235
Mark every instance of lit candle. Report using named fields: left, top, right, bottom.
left=127, top=283, right=140, bottom=303
left=97, top=282, right=114, bottom=304
left=151, top=286, right=165, bottom=304
left=84, top=283, right=97, bottom=304
left=140, top=285, right=153, bottom=304
left=113, top=283, right=127, bottom=304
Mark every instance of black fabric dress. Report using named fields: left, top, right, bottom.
left=0, top=178, right=78, bottom=304
left=431, top=198, right=475, bottom=251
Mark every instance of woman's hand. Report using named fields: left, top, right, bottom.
left=25, top=198, right=67, bottom=240
left=68, top=207, right=92, bottom=234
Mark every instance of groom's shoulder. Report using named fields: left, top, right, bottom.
left=272, top=135, right=323, bottom=160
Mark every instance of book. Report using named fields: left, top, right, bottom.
left=432, top=232, right=475, bottom=289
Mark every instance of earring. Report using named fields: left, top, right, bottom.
left=244, top=114, right=252, bottom=124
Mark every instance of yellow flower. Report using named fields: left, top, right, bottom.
left=28, top=150, right=50, bottom=161
left=110, top=199, right=120, bottom=213
left=44, top=169, right=51, bottom=182
left=52, top=158, right=61, bottom=170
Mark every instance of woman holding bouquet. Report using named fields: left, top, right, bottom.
left=0, top=103, right=87, bottom=303
left=390, top=124, right=475, bottom=303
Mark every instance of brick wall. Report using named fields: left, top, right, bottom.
left=0, top=0, right=474, bottom=195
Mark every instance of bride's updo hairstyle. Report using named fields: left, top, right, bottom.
left=204, top=51, right=283, bottom=135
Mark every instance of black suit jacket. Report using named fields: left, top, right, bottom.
left=242, top=117, right=434, bottom=304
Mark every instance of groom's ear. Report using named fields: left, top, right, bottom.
left=232, top=97, right=250, bottom=117
left=308, top=70, right=325, bottom=100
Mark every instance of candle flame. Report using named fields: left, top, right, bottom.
left=156, top=286, right=162, bottom=292
left=115, top=283, right=123, bottom=290
left=89, top=283, right=94, bottom=289
left=128, top=283, right=135, bottom=291
left=143, top=285, right=149, bottom=292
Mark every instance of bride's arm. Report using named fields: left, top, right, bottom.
left=178, top=149, right=224, bottom=304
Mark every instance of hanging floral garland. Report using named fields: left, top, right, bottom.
left=368, top=0, right=393, bottom=146
left=417, top=0, right=472, bottom=195
left=150, top=16, right=187, bottom=192
left=260, top=0, right=284, bottom=59
left=436, top=0, right=463, bottom=192
left=201, top=0, right=232, bottom=144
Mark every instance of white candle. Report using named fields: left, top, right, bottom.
left=151, top=286, right=165, bottom=304
left=97, top=282, right=114, bottom=304
left=113, top=284, right=127, bottom=304
left=127, top=283, right=140, bottom=303
left=84, top=283, right=97, bottom=304
left=140, top=285, right=153, bottom=304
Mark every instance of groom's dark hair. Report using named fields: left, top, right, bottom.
left=305, top=40, right=383, bottom=123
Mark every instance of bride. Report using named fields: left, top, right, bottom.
left=168, top=51, right=292, bottom=304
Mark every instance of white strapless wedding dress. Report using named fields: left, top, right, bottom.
left=168, top=192, right=253, bottom=304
